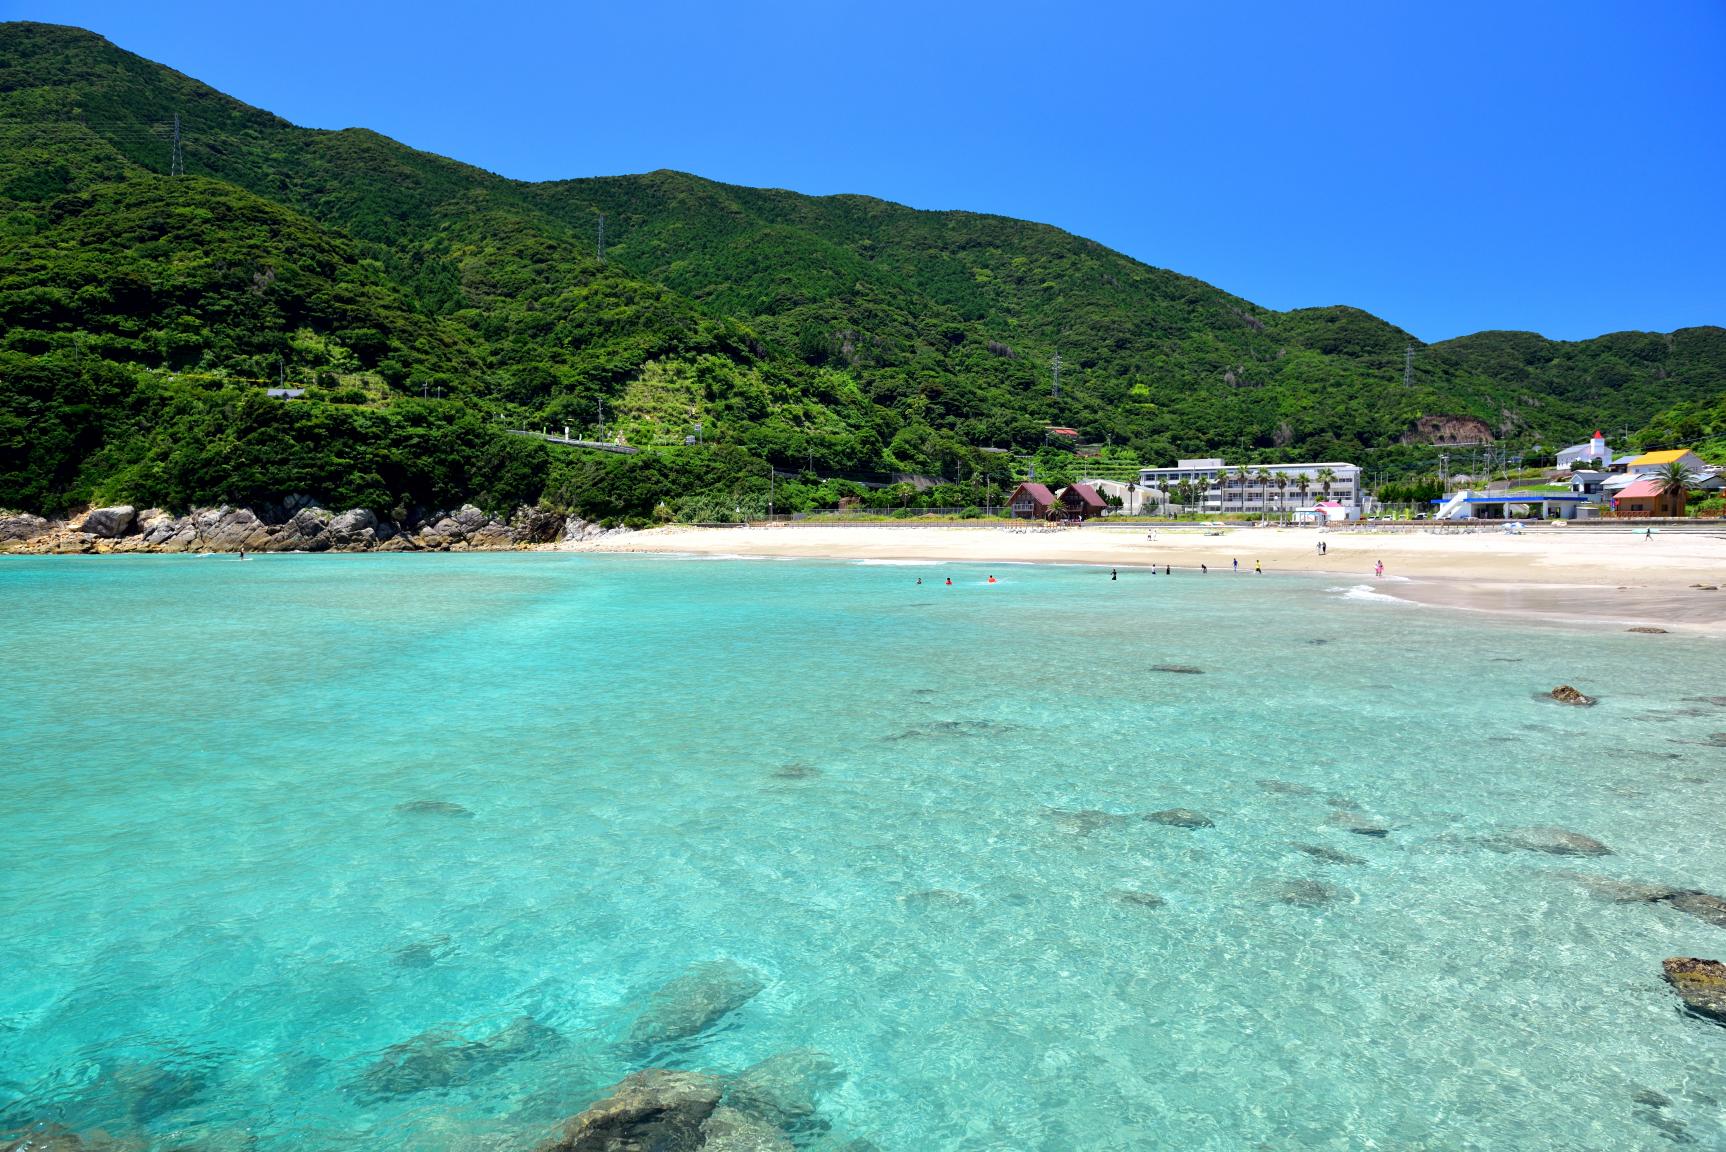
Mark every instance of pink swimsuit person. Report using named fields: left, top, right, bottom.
left=1375, top=560, right=1384, bottom=578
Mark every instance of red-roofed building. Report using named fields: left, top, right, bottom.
left=1058, top=482, right=1107, bottom=521
left=1613, top=477, right=1685, bottom=517
left=1007, top=482, right=1056, bottom=519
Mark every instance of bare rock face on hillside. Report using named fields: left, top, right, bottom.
left=1401, top=414, right=1495, bottom=445
left=1662, top=957, right=1726, bottom=1025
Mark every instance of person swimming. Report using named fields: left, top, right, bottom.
left=987, top=575, right=997, bottom=584
left=945, top=577, right=952, bottom=585
left=1110, top=568, right=1117, bottom=581
left=916, top=577, right=923, bottom=585
left=1165, top=565, right=1170, bottom=575
left=1201, top=563, right=1208, bottom=574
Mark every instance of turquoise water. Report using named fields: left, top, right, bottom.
left=2, top=554, right=1723, bottom=1150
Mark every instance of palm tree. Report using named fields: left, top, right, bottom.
left=1296, top=473, right=1311, bottom=507
left=1651, top=459, right=1696, bottom=517
left=1233, top=466, right=1250, bottom=512
left=1317, top=467, right=1337, bottom=504
left=1275, top=473, right=1290, bottom=518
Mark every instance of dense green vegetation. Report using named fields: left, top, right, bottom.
left=2, top=21, right=1721, bottom=519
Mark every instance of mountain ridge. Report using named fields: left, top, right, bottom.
left=2, top=20, right=1721, bottom=519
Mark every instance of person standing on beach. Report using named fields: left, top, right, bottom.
left=1255, top=560, right=1262, bottom=574
left=1201, top=563, right=1208, bottom=574
left=1375, top=560, right=1384, bottom=578
left=1232, top=558, right=1239, bottom=573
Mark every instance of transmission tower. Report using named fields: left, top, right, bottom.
left=597, top=213, right=605, bottom=262
left=170, top=114, right=184, bottom=176
left=1403, top=343, right=1413, bottom=388
left=1051, top=351, right=1061, bottom=399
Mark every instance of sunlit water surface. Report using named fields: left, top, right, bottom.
left=2, top=554, right=1723, bottom=1150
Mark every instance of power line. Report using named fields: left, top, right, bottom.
left=1051, top=350, right=1061, bottom=399
left=1404, top=343, right=1413, bottom=388
left=170, top=114, right=183, bottom=176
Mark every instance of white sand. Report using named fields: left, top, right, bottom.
left=567, top=522, right=1726, bottom=632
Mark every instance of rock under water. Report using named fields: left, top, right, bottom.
left=1494, top=827, right=1613, bottom=857
left=1149, top=664, right=1205, bottom=674
left=539, top=1069, right=724, bottom=1152
left=1111, top=890, right=1167, bottom=910
left=1144, top=808, right=1214, bottom=829
left=1269, top=879, right=1345, bottom=907
left=1548, top=685, right=1597, bottom=706
left=626, top=960, right=766, bottom=1049
left=1326, top=811, right=1390, bottom=838
left=394, top=800, right=474, bottom=818
left=1293, top=843, right=1367, bottom=866
left=723, top=1049, right=843, bottom=1139
left=353, top=1015, right=560, bottom=1101
left=1044, top=808, right=1126, bottom=834
left=1662, top=957, right=1726, bottom=1026
left=1257, top=779, right=1317, bottom=797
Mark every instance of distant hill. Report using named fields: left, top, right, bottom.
left=1, top=21, right=1719, bottom=517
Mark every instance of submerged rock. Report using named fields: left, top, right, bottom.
left=1627, top=626, right=1669, bottom=634
left=392, top=934, right=455, bottom=968
left=1144, top=808, right=1214, bottom=829
left=354, top=1016, right=559, bottom=1101
left=539, top=1069, right=722, bottom=1152
left=1111, top=890, right=1167, bottom=910
left=897, top=889, right=975, bottom=910
left=1293, top=843, right=1366, bottom=866
left=724, top=1049, right=842, bottom=1138
left=1549, top=685, right=1597, bottom=706
left=1045, top=808, right=1125, bottom=834
left=1149, top=664, right=1204, bottom=674
left=1556, top=872, right=1679, bottom=903
left=1326, top=811, right=1389, bottom=838
left=1269, top=879, right=1344, bottom=907
left=770, top=762, right=820, bottom=780
left=394, top=800, right=474, bottom=818
left=1662, top=957, right=1726, bottom=1026
left=701, top=1106, right=794, bottom=1152
left=627, top=960, right=765, bottom=1048
left=1257, top=779, right=1316, bottom=797
left=1496, top=827, right=1613, bottom=857
left=1665, top=891, right=1726, bottom=929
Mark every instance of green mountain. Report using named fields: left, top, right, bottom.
left=2, top=21, right=1720, bottom=519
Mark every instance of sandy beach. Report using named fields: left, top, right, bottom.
left=570, top=521, right=1726, bottom=633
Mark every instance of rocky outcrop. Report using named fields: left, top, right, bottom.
left=540, top=1069, right=723, bottom=1152
left=0, top=501, right=581, bottom=554
left=1662, top=957, right=1726, bottom=1025
left=1549, top=685, right=1597, bottom=706
left=0, top=512, right=50, bottom=542
left=352, top=1015, right=560, bottom=1102
left=78, top=505, right=136, bottom=538
left=626, top=959, right=765, bottom=1049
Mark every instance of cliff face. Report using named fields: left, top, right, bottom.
left=1400, top=415, right=1496, bottom=445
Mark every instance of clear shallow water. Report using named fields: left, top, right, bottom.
left=2, top=554, right=1723, bottom=1151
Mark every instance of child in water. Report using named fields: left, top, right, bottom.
left=987, top=575, right=997, bottom=584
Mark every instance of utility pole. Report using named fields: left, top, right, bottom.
left=1051, top=351, right=1061, bottom=399
left=1404, top=344, right=1413, bottom=389
left=597, top=214, right=605, bottom=262
left=171, top=114, right=183, bottom=177
left=769, top=466, right=775, bottom=520
left=1439, top=453, right=1449, bottom=492
left=598, top=397, right=606, bottom=441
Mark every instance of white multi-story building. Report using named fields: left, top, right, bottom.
left=1137, top=458, right=1363, bottom=515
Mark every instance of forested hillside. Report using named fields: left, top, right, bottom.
left=2, top=21, right=1720, bottom=519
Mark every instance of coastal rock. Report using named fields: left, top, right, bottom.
left=1326, top=811, right=1389, bottom=837
left=701, top=1106, right=794, bottom=1152
left=724, top=1049, right=841, bottom=1138
left=0, top=512, right=51, bottom=543
left=1662, top=957, right=1726, bottom=1026
left=539, top=1069, right=722, bottom=1152
left=79, top=505, right=136, bottom=538
left=325, top=508, right=379, bottom=548
left=1496, top=827, right=1613, bottom=856
left=1293, top=843, right=1366, bottom=866
left=1549, top=685, right=1597, bottom=706
left=283, top=506, right=333, bottom=550
left=1145, top=808, right=1214, bottom=829
left=196, top=507, right=273, bottom=552
left=626, top=959, right=765, bottom=1048
left=354, top=1015, right=560, bottom=1101
left=510, top=504, right=565, bottom=544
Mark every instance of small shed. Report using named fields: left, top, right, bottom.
left=1057, top=482, right=1107, bottom=521
left=1006, top=482, right=1055, bottom=520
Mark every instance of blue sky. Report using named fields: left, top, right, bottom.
left=9, top=0, right=1724, bottom=342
